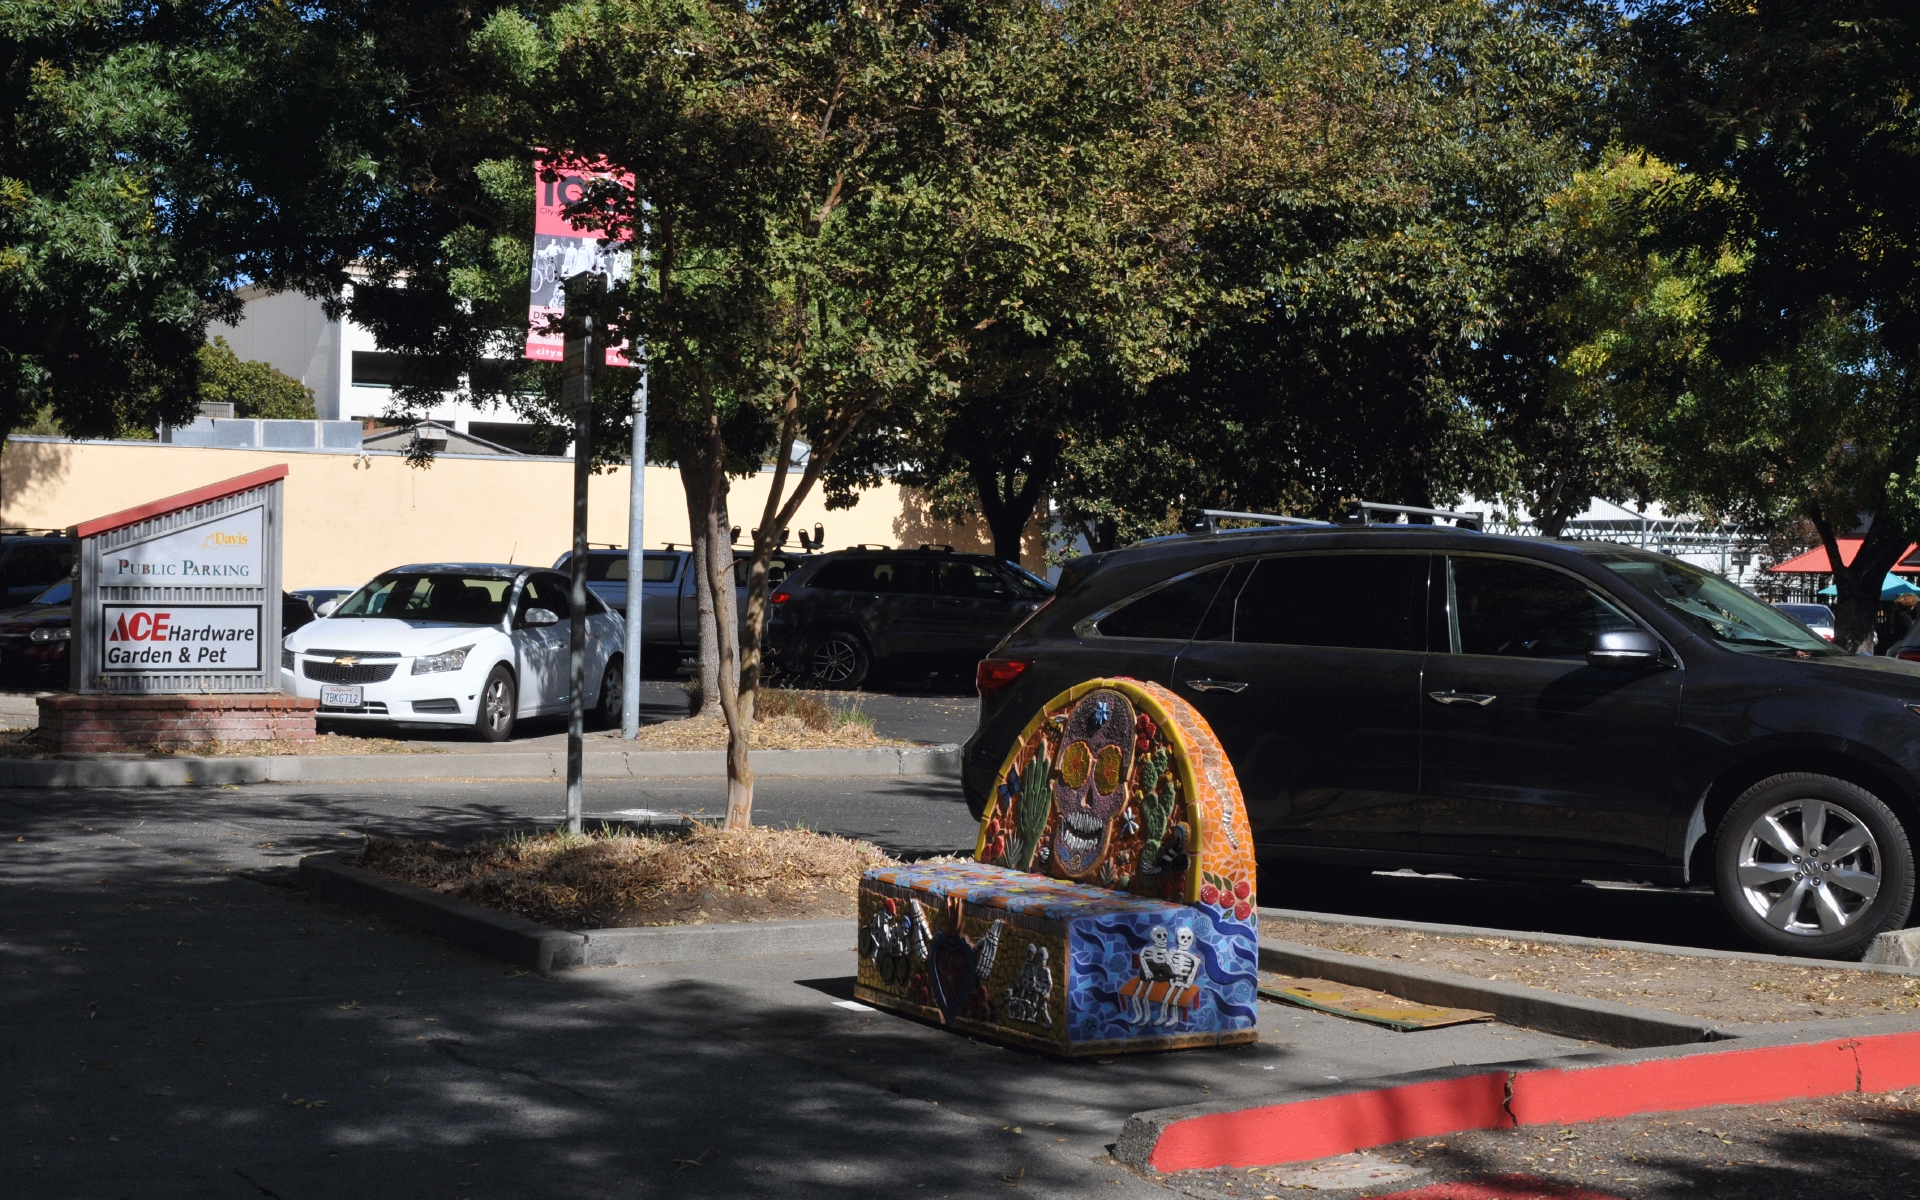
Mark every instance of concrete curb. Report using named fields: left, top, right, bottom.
left=0, top=743, right=962, bottom=788
left=1259, top=937, right=1728, bottom=1049
left=296, top=852, right=854, bottom=972
left=1117, top=1022, right=1920, bottom=1174
left=1259, top=904, right=1920, bottom=978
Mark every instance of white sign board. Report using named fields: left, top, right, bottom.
left=99, top=507, right=263, bottom=584
left=101, top=604, right=262, bottom=673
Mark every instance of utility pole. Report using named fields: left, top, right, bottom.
left=561, top=272, right=603, bottom=834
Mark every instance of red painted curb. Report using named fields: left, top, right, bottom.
left=1146, top=1030, right=1920, bottom=1174
left=1369, top=1176, right=1626, bottom=1200
left=1149, top=1072, right=1511, bottom=1173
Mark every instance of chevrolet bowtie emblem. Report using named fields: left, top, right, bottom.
left=333, top=656, right=360, bottom=667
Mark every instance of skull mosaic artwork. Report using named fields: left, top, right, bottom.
left=1047, top=688, right=1137, bottom=880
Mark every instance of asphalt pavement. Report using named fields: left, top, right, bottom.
left=1, top=780, right=1596, bottom=1200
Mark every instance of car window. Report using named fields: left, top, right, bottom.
left=1595, top=550, right=1839, bottom=655
left=585, top=552, right=680, bottom=583
left=5, top=542, right=70, bottom=587
left=937, top=560, right=1015, bottom=599
left=1221, top=553, right=1429, bottom=651
left=994, top=563, right=1053, bottom=599
left=806, top=558, right=932, bottom=594
left=1449, top=556, right=1639, bottom=660
left=336, top=574, right=512, bottom=625
left=517, top=575, right=572, bottom=622
left=32, top=580, right=71, bottom=605
left=1097, top=565, right=1235, bottom=640
left=1773, top=604, right=1834, bottom=627
left=732, top=555, right=801, bottom=588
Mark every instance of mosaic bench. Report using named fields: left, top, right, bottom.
left=856, top=678, right=1259, bottom=1057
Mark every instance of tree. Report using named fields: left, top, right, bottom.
left=197, top=338, right=316, bottom=419
left=1619, top=3, right=1920, bottom=648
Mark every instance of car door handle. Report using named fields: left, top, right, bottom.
left=1185, top=678, right=1249, bottom=694
left=1428, top=690, right=1496, bottom=706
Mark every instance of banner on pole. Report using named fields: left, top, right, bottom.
left=526, top=158, right=633, bottom=365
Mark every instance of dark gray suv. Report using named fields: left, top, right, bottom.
left=964, top=522, right=1920, bottom=959
left=765, top=548, right=1052, bottom=688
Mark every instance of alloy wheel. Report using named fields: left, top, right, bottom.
left=810, top=638, right=861, bottom=685
left=482, top=677, right=513, bottom=737
left=1736, top=797, right=1883, bottom=936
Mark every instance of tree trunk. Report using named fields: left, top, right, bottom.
left=965, top=436, right=1062, bottom=563
left=677, top=445, right=722, bottom=717
left=1810, top=506, right=1909, bottom=653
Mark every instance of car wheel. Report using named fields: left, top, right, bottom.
left=593, top=657, right=623, bottom=730
left=474, top=665, right=516, bottom=743
left=1713, top=773, right=1915, bottom=959
left=808, top=632, right=870, bottom=690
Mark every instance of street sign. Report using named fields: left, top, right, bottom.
left=72, top=466, right=287, bottom=694
left=526, top=157, right=634, bottom=366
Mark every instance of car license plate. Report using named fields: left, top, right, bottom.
left=321, top=685, right=363, bottom=708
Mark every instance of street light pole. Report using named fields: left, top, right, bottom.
left=561, top=272, right=602, bottom=835
left=622, top=213, right=649, bottom=740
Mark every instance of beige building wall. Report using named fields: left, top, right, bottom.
left=1, top=438, right=1047, bottom=590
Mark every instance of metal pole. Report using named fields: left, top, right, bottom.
left=622, top=213, right=649, bottom=739
left=562, top=273, right=600, bottom=834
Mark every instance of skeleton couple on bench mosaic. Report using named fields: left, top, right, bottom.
left=856, top=678, right=1260, bottom=1057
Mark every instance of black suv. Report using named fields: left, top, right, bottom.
left=964, top=521, right=1920, bottom=959
left=765, top=547, right=1053, bottom=688
left=0, top=534, right=74, bottom=606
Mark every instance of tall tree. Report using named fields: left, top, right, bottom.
left=1621, top=2, right=1920, bottom=648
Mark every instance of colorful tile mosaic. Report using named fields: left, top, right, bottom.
left=855, top=678, right=1258, bottom=1056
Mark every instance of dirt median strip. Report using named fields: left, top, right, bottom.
left=1264, top=917, right=1920, bottom=1024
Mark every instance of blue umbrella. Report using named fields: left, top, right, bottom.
left=1817, top=573, right=1920, bottom=600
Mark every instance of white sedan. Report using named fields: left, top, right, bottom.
left=283, top=563, right=625, bottom=740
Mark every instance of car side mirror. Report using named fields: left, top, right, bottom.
left=522, top=607, right=559, bottom=627
left=316, top=599, right=339, bottom=617
left=1589, top=628, right=1661, bottom=669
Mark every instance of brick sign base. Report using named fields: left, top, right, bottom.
left=37, top=694, right=318, bottom=753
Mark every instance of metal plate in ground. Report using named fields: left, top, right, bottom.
left=1258, top=972, right=1494, bottom=1031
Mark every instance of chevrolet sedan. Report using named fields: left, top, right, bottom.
left=283, top=563, right=624, bottom=741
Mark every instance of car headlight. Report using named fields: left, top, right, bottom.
left=412, top=645, right=473, bottom=675
left=30, top=627, right=70, bottom=643
left=282, top=649, right=295, bottom=670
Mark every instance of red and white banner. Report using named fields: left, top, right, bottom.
left=526, top=158, right=633, bottom=365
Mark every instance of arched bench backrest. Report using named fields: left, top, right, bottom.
left=975, top=677, right=1256, bottom=919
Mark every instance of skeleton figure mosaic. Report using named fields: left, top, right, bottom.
left=855, top=678, right=1259, bottom=1056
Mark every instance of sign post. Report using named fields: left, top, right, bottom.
left=561, top=274, right=604, bottom=835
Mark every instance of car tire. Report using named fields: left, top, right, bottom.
left=807, top=631, right=870, bottom=690
left=474, top=665, right=516, bottom=743
left=1712, top=772, right=1914, bottom=959
left=592, top=657, right=623, bottom=730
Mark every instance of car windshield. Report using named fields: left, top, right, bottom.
left=1594, top=552, right=1840, bottom=655
left=1775, top=604, right=1834, bottom=627
left=31, top=580, right=70, bottom=605
left=333, top=573, right=513, bottom=625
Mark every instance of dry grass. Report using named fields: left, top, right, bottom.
left=1270, top=919, right=1920, bottom=1024
left=626, top=689, right=902, bottom=750
left=356, top=822, right=896, bottom=930
left=0, top=730, right=438, bottom=758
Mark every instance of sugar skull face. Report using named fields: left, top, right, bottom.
left=1049, top=688, right=1136, bottom=879
left=1149, top=926, right=1169, bottom=951
left=1175, top=927, right=1195, bottom=954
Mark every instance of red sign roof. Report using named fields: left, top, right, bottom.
left=75, top=465, right=289, bottom=540
left=1770, top=537, right=1920, bottom=574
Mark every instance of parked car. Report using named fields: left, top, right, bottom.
left=552, top=547, right=812, bottom=677
left=283, top=564, right=625, bottom=741
left=0, top=579, right=71, bottom=684
left=0, top=534, right=74, bottom=606
left=1773, top=602, right=1836, bottom=640
left=762, top=547, right=1053, bottom=688
left=963, top=520, right=1920, bottom=960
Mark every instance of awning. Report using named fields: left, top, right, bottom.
left=1771, top=538, right=1920, bottom=574
left=1817, top=574, right=1920, bottom=600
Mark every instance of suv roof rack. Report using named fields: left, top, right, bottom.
left=1194, top=509, right=1332, bottom=536
left=1348, top=501, right=1484, bottom=532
